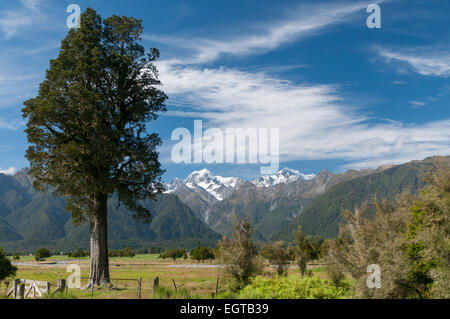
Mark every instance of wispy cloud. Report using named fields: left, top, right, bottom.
left=145, top=0, right=376, bottom=64
left=0, top=117, right=25, bottom=131
left=151, top=0, right=448, bottom=170
left=0, top=0, right=45, bottom=38
left=376, top=46, right=450, bottom=77
left=159, top=61, right=450, bottom=167
left=0, top=72, right=40, bottom=109
left=408, top=100, right=426, bottom=108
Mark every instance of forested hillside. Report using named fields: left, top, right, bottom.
left=0, top=170, right=220, bottom=253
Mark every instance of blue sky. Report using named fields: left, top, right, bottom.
left=0, top=0, right=449, bottom=181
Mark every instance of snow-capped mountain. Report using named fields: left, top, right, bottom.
left=164, top=167, right=316, bottom=201
left=252, top=168, right=316, bottom=187
left=165, top=169, right=245, bottom=201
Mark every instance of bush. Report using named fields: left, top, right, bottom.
left=159, top=249, right=187, bottom=261
left=216, top=218, right=261, bottom=291
left=190, top=244, right=214, bottom=262
left=109, top=248, right=135, bottom=258
left=122, top=247, right=135, bottom=257
left=136, top=248, right=148, bottom=254
left=69, top=248, right=90, bottom=258
left=35, top=248, right=52, bottom=261
left=239, top=275, right=351, bottom=299
left=0, top=248, right=17, bottom=281
left=261, top=241, right=291, bottom=276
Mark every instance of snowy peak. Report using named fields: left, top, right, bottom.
left=252, top=167, right=316, bottom=187
left=164, top=178, right=184, bottom=193
left=165, top=169, right=245, bottom=201
left=164, top=167, right=316, bottom=200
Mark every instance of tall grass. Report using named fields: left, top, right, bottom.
left=238, top=275, right=351, bottom=299
left=153, top=286, right=201, bottom=299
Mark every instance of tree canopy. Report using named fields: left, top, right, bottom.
left=22, top=8, right=167, bottom=224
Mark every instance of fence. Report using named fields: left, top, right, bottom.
left=5, top=279, right=51, bottom=299
left=2, top=276, right=219, bottom=299
left=77, top=277, right=142, bottom=299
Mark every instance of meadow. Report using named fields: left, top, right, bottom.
left=3, top=254, right=333, bottom=299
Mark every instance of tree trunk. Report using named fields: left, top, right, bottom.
left=88, top=193, right=110, bottom=287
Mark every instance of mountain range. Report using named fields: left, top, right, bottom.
left=0, top=156, right=447, bottom=252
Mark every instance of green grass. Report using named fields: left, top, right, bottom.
left=238, top=275, right=351, bottom=299
left=5, top=257, right=337, bottom=299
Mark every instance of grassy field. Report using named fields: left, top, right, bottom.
left=2, top=254, right=328, bottom=299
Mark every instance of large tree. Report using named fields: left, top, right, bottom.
left=22, top=8, right=167, bottom=286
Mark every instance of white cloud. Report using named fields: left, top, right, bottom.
left=376, top=47, right=450, bottom=77
left=0, top=117, right=24, bottom=131
left=0, top=166, right=17, bottom=175
left=145, top=0, right=377, bottom=64
left=0, top=0, right=44, bottom=38
left=408, top=100, right=426, bottom=108
left=159, top=62, right=450, bottom=167
left=151, top=0, right=448, bottom=170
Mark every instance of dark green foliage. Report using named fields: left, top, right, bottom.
left=293, top=228, right=324, bottom=277
left=323, top=157, right=450, bottom=298
left=159, top=248, right=187, bottom=261
left=69, top=248, right=90, bottom=258
left=22, top=8, right=167, bottom=224
left=109, top=247, right=135, bottom=257
left=22, top=8, right=168, bottom=284
left=0, top=248, right=17, bottom=280
left=0, top=169, right=220, bottom=252
left=35, top=247, right=52, bottom=261
left=261, top=241, right=290, bottom=276
left=278, top=158, right=435, bottom=240
left=189, top=243, right=214, bottom=262
left=216, top=218, right=261, bottom=291
left=207, top=186, right=315, bottom=240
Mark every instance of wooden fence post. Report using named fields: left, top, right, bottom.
left=172, top=278, right=177, bottom=291
left=152, top=277, right=159, bottom=294
left=12, top=279, right=20, bottom=299
left=45, top=282, right=51, bottom=296
left=215, top=275, right=220, bottom=296
left=17, top=283, right=25, bottom=299
left=57, top=280, right=66, bottom=293
left=137, top=278, right=142, bottom=299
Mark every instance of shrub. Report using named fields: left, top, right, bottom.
left=69, top=248, right=89, bottom=258
left=0, top=248, right=17, bottom=281
left=108, top=248, right=135, bottom=258
left=159, top=249, right=186, bottom=261
left=294, top=227, right=324, bottom=277
left=190, top=244, right=214, bottom=262
left=261, top=241, right=291, bottom=276
left=216, top=218, right=261, bottom=291
left=35, top=248, right=52, bottom=261
left=122, top=247, right=135, bottom=258
left=239, top=275, right=351, bottom=299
